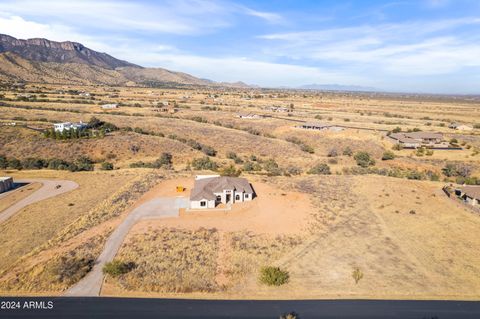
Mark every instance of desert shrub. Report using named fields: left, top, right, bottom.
left=220, top=164, right=242, bottom=177
left=259, top=266, right=289, bottom=286
left=103, top=260, right=135, bottom=277
left=327, top=148, right=338, bottom=157
left=354, top=151, right=375, bottom=167
left=50, top=256, right=94, bottom=285
left=392, top=143, right=403, bottom=150
left=101, top=162, right=114, bottom=170
left=285, top=165, right=302, bottom=176
left=381, top=151, right=395, bottom=160
left=191, top=157, right=218, bottom=171
left=442, top=163, right=472, bottom=178
left=352, top=267, right=363, bottom=284
left=342, top=147, right=353, bottom=156
left=74, top=156, right=94, bottom=171
left=307, top=163, right=331, bottom=175
left=263, top=159, right=282, bottom=176
left=201, top=145, right=217, bottom=157
left=243, top=161, right=262, bottom=172
left=22, top=157, right=46, bottom=169
left=130, top=153, right=172, bottom=169
left=300, top=144, right=314, bottom=154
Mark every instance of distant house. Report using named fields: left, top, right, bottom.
left=0, top=177, right=13, bottom=194
left=389, top=132, right=448, bottom=148
left=190, top=175, right=254, bottom=209
left=455, top=186, right=480, bottom=206
left=101, top=103, right=118, bottom=109
left=53, top=122, right=87, bottom=133
left=153, top=106, right=178, bottom=114
left=297, top=122, right=344, bottom=132
left=237, top=113, right=263, bottom=119
left=268, top=106, right=292, bottom=113
left=79, top=92, right=91, bottom=97
left=449, top=122, right=473, bottom=131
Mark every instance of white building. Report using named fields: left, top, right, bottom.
left=101, top=103, right=119, bottom=109
left=0, top=177, right=13, bottom=193
left=237, top=113, right=263, bottom=119
left=53, top=122, right=87, bottom=133
left=190, top=175, right=254, bottom=209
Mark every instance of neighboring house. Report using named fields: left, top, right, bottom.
left=268, top=106, right=292, bottom=113
left=297, top=122, right=344, bottom=132
left=237, top=113, right=263, bottom=119
left=53, top=122, right=87, bottom=132
left=455, top=186, right=480, bottom=206
left=153, top=106, right=178, bottom=113
left=79, top=92, right=91, bottom=97
left=389, top=132, right=448, bottom=148
left=449, top=122, right=473, bottom=131
left=0, top=177, right=13, bottom=194
left=190, top=175, right=254, bottom=209
left=101, top=103, right=118, bottom=109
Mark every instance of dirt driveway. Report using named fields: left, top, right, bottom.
left=65, top=196, right=188, bottom=297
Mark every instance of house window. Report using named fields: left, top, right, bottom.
left=245, top=194, right=249, bottom=199
left=235, top=194, right=240, bottom=200
left=216, top=195, right=221, bottom=202
left=200, top=201, right=206, bottom=207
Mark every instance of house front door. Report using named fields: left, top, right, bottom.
left=226, top=194, right=231, bottom=203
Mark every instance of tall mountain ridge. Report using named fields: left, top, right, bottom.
left=0, top=34, right=250, bottom=88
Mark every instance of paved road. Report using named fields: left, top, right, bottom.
left=2, top=297, right=480, bottom=319
left=65, top=197, right=188, bottom=297
left=0, top=179, right=78, bottom=224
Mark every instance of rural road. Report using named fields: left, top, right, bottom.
left=0, top=179, right=79, bottom=224
left=65, top=197, right=189, bottom=297
left=2, top=297, right=480, bottom=319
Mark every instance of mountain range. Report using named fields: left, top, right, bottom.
left=0, top=34, right=250, bottom=88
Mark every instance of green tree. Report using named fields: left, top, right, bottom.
left=354, top=151, right=375, bottom=167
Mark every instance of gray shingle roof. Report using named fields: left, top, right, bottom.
left=190, top=176, right=253, bottom=201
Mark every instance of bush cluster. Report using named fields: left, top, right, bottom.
left=0, top=155, right=94, bottom=172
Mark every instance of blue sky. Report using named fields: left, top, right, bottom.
left=1, top=0, right=480, bottom=93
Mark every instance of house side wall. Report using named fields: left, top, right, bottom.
left=190, top=199, right=215, bottom=209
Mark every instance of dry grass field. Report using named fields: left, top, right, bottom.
left=1, top=82, right=479, bottom=299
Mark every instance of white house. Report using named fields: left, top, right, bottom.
left=297, top=122, right=344, bottom=132
left=190, top=175, right=254, bottom=209
left=237, top=113, right=263, bottom=119
left=389, top=132, right=448, bottom=148
left=53, top=122, right=87, bottom=133
left=101, top=103, right=118, bottom=109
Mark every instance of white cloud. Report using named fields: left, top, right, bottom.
left=0, top=0, right=282, bottom=35
left=259, top=18, right=480, bottom=76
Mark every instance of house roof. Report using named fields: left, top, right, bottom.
left=301, top=122, right=332, bottom=128
left=190, top=176, right=253, bottom=201
left=390, top=132, right=443, bottom=141
left=0, top=176, right=12, bottom=182
left=458, top=186, right=480, bottom=199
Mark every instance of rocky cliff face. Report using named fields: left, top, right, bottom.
left=0, top=34, right=138, bottom=69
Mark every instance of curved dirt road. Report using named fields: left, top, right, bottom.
left=65, top=197, right=188, bottom=297
left=0, top=179, right=79, bottom=224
